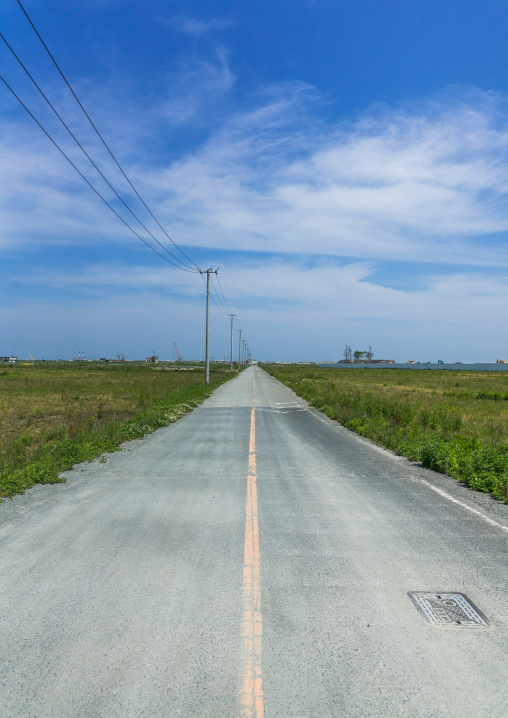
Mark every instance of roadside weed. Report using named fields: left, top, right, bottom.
left=0, top=363, right=234, bottom=500
left=266, top=365, right=508, bottom=502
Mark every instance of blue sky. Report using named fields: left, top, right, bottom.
left=2, top=1, right=508, bottom=361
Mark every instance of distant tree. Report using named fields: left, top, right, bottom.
left=354, top=350, right=366, bottom=361
left=366, top=345, right=374, bottom=362
left=343, top=345, right=352, bottom=362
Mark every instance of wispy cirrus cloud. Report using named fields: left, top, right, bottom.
left=4, top=82, right=508, bottom=268
left=160, top=47, right=236, bottom=126
left=144, top=87, right=508, bottom=266
left=165, top=16, right=237, bottom=36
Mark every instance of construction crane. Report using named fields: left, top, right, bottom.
left=173, top=343, right=182, bottom=362
left=27, top=351, right=35, bottom=362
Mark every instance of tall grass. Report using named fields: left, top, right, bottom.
left=0, top=363, right=234, bottom=499
left=265, top=365, right=508, bottom=501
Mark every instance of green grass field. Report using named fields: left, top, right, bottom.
left=265, top=364, right=508, bottom=501
left=0, top=362, right=235, bottom=499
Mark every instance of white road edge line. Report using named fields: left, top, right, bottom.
left=422, top=481, right=508, bottom=535
left=306, top=405, right=508, bottom=536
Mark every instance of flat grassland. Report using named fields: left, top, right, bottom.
left=265, top=364, right=508, bottom=501
left=0, top=362, right=233, bottom=499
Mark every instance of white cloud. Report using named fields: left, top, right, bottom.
left=146, top=90, right=508, bottom=265
left=4, top=257, right=508, bottom=362
left=4, top=80, right=508, bottom=359
left=160, top=47, right=236, bottom=126
left=166, top=17, right=236, bottom=37
left=6, top=81, right=508, bottom=266
left=22, top=262, right=202, bottom=295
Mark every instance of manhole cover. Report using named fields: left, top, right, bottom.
left=408, top=592, right=489, bottom=627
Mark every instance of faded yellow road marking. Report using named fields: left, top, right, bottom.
left=239, top=370, right=264, bottom=717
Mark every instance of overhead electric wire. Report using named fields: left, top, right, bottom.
left=0, top=32, right=198, bottom=273
left=215, top=272, right=233, bottom=314
left=15, top=0, right=201, bottom=271
left=11, top=0, right=244, bottom=333
left=210, top=275, right=229, bottom=314
left=198, top=272, right=229, bottom=316
left=0, top=74, right=198, bottom=271
left=210, top=290, right=229, bottom=316
left=208, top=270, right=237, bottom=323
left=210, top=275, right=232, bottom=316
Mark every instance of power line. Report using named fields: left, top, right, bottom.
left=198, top=271, right=226, bottom=315
left=0, top=32, right=198, bottom=273
left=1, top=74, right=241, bottom=326
left=210, top=291, right=229, bottom=316
left=0, top=73, right=196, bottom=271
left=215, top=271, right=233, bottom=314
left=209, top=277, right=230, bottom=316
left=10, top=1, right=244, bottom=351
left=198, top=270, right=231, bottom=317
left=210, top=275, right=230, bottom=315
left=15, top=0, right=201, bottom=271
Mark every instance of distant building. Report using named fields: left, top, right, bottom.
left=146, top=355, right=159, bottom=363
left=336, top=359, right=396, bottom=365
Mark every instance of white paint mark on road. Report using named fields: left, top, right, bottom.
left=302, top=404, right=508, bottom=537
left=422, top=481, right=508, bottom=535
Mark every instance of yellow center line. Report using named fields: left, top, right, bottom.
left=239, top=369, right=264, bottom=717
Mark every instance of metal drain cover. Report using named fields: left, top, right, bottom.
left=408, top=592, right=489, bottom=627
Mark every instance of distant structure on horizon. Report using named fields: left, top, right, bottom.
left=337, top=358, right=395, bottom=364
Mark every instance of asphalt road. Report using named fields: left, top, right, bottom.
left=1, top=366, right=508, bottom=717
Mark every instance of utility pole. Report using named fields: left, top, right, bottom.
left=243, top=339, right=246, bottom=366
left=238, top=329, right=242, bottom=371
left=200, top=268, right=217, bottom=384
left=230, top=314, right=236, bottom=372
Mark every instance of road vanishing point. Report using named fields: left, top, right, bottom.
left=1, top=366, right=508, bottom=717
